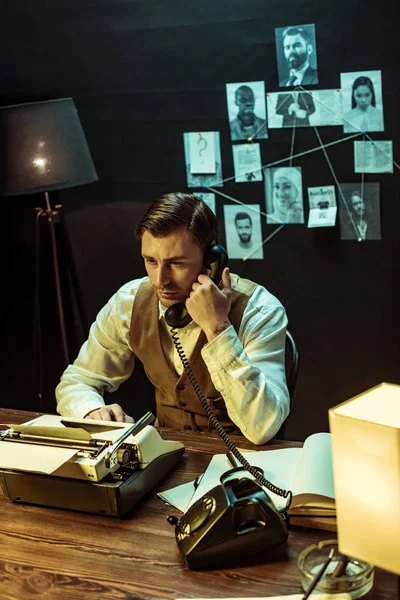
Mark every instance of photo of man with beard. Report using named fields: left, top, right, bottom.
left=224, top=204, right=264, bottom=259
left=275, top=25, right=318, bottom=88
left=235, top=211, right=253, bottom=249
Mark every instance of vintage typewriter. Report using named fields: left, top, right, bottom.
left=0, top=411, right=184, bottom=516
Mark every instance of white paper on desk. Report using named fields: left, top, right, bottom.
left=158, top=480, right=198, bottom=511
left=187, top=434, right=334, bottom=513
left=176, top=593, right=351, bottom=600
left=188, top=448, right=301, bottom=512
left=0, top=441, right=78, bottom=474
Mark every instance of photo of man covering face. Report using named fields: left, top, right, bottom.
left=275, top=24, right=319, bottom=88
left=226, top=81, right=268, bottom=141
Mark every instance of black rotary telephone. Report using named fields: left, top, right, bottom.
left=164, top=244, right=292, bottom=568
left=164, top=244, right=228, bottom=329
left=169, top=468, right=289, bottom=569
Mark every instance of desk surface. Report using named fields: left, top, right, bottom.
left=0, top=408, right=396, bottom=600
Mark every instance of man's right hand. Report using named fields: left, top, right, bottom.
left=84, top=403, right=134, bottom=423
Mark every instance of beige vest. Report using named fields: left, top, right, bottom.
left=129, top=274, right=257, bottom=433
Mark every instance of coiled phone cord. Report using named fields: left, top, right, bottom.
left=171, top=329, right=293, bottom=515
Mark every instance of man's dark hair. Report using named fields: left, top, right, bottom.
left=351, top=76, right=376, bottom=109
left=135, top=192, right=219, bottom=251
left=282, top=26, right=312, bottom=45
left=234, top=211, right=252, bottom=226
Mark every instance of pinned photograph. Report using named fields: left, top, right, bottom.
left=196, top=192, right=216, bottom=214
left=308, top=90, right=343, bottom=127
left=275, top=24, right=318, bottom=88
left=338, top=183, right=381, bottom=240
left=226, top=81, right=268, bottom=141
left=232, top=143, right=263, bottom=182
left=340, top=70, right=384, bottom=133
left=307, top=186, right=337, bottom=228
left=223, top=205, right=264, bottom=260
left=183, top=132, right=223, bottom=188
left=266, top=91, right=316, bottom=128
left=354, top=141, right=393, bottom=174
left=264, top=166, right=304, bottom=224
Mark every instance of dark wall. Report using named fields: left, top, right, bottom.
left=1, top=1, right=399, bottom=441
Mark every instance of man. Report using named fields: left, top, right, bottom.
left=279, top=26, right=318, bottom=87
left=275, top=91, right=316, bottom=127
left=234, top=211, right=253, bottom=249
left=56, top=193, right=289, bottom=445
left=229, top=85, right=268, bottom=141
left=346, top=191, right=368, bottom=240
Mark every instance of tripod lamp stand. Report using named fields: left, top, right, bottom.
left=0, top=97, right=98, bottom=398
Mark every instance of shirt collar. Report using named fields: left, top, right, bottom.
left=158, top=301, right=168, bottom=320
left=290, top=61, right=310, bottom=80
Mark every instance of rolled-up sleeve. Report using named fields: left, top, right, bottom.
left=201, top=286, right=290, bottom=444
left=56, top=280, right=143, bottom=418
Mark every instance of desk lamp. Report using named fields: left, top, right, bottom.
left=0, top=98, right=98, bottom=396
left=329, top=382, right=400, bottom=598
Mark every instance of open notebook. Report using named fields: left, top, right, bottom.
left=159, top=432, right=336, bottom=531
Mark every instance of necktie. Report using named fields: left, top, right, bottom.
left=287, top=74, right=297, bottom=86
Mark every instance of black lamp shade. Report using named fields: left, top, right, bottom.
left=0, top=97, right=98, bottom=195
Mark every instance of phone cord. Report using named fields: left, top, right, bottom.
left=171, top=329, right=293, bottom=515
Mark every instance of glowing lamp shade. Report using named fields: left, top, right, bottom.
left=0, top=97, right=98, bottom=195
left=329, top=383, right=400, bottom=576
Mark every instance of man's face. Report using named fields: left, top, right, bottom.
left=283, top=34, right=312, bottom=70
left=235, top=218, right=252, bottom=243
left=273, top=176, right=298, bottom=211
left=351, top=195, right=365, bottom=217
left=141, top=228, right=204, bottom=307
left=235, top=89, right=255, bottom=116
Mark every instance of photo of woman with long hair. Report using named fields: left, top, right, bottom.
left=341, top=71, right=384, bottom=133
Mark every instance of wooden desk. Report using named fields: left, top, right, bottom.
left=0, top=408, right=396, bottom=600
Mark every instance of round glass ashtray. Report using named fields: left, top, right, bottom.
left=298, top=539, right=374, bottom=599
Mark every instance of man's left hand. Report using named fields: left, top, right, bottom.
left=185, top=267, right=232, bottom=342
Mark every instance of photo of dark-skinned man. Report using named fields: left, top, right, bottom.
left=275, top=24, right=319, bottom=88
left=226, top=81, right=268, bottom=141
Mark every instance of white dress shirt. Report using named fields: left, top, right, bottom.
left=56, top=276, right=290, bottom=444
left=286, top=61, right=310, bottom=86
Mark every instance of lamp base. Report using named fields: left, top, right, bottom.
left=33, top=193, right=88, bottom=409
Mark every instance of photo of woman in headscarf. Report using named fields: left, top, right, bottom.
left=342, top=73, right=384, bottom=133
left=264, top=166, right=304, bottom=224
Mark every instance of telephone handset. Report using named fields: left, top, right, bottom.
left=164, top=244, right=228, bottom=329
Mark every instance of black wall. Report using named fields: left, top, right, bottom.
left=1, top=1, right=399, bottom=441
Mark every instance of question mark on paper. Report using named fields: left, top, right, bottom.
left=198, top=134, right=208, bottom=157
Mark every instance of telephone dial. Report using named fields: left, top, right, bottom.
left=168, top=468, right=289, bottom=569
left=164, top=243, right=292, bottom=568
left=165, top=244, right=228, bottom=329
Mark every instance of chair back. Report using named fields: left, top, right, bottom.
left=276, top=328, right=299, bottom=439
left=285, top=329, right=299, bottom=401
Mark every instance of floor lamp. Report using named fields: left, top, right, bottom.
left=0, top=97, right=98, bottom=406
